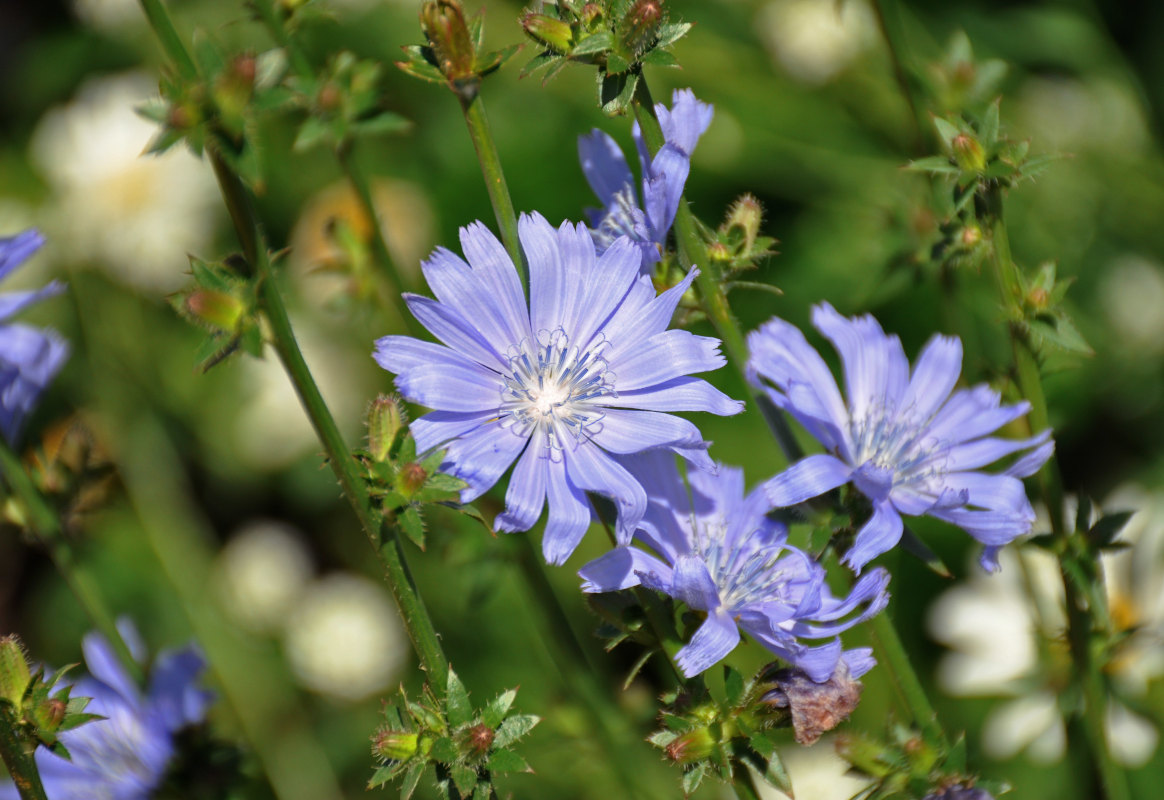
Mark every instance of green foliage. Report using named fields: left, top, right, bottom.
left=0, top=651, right=101, bottom=762
left=172, top=255, right=264, bottom=372
left=289, top=51, right=411, bottom=153
left=397, top=1, right=521, bottom=100
left=370, top=668, right=539, bottom=799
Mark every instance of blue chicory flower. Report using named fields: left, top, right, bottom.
left=0, top=622, right=213, bottom=800
left=578, top=89, right=713, bottom=272
left=578, top=451, right=889, bottom=680
left=748, top=303, right=1054, bottom=573
left=0, top=229, right=69, bottom=443
left=374, top=213, right=743, bottom=564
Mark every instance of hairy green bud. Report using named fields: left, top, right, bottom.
left=373, top=728, right=420, bottom=761
left=0, top=636, right=31, bottom=708
left=367, top=395, right=407, bottom=462
left=521, top=13, right=575, bottom=54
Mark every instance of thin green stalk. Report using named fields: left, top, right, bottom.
left=871, top=0, right=927, bottom=153
left=209, top=150, right=451, bottom=698
left=985, top=188, right=1128, bottom=800
left=870, top=612, right=946, bottom=749
left=0, top=704, right=47, bottom=800
left=0, top=441, right=142, bottom=685
left=137, top=0, right=198, bottom=81
left=459, top=95, right=525, bottom=291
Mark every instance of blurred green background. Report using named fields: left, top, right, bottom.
left=1, top=0, right=1163, bottom=797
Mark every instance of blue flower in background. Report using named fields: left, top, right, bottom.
left=0, top=622, right=213, bottom=800
left=578, top=89, right=712, bottom=271
left=748, top=303, right=1054, bottom=573
left=578, top=451, right=888, bottom=679
left=375, top=213, right=742, bottom=564
left=0, top=229, right=69, bottom=442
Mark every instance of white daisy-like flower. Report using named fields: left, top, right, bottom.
left=752, top=736, right=873, bottom=800
left=30, top=72, right=221, bottom=292
left=283, top=574, right=407, bottom=701
left=756, top=0, right=876, bottom=85
left=215, top=521, right=315, bottom=634
left=928, top=486, right=1164, bottom=767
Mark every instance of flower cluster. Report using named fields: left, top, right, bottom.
left=749, top=302, right=1053, bottom=572
left=374, top=212, right=742, bottom=564
left=0, top=229, right=69, bottom=443
left=0, top=623, right=212, bottom=800
left=579, top=89, right=712, bottom=272
left=579, top=451, right=888, bottom=679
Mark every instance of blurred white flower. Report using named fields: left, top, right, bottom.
left=231, top=321, right=376, bottom=469
left=757, top=0, right=875, bottom=85
left=1013, top=76, right=1149, bottom=154
left=73, top=0, right=141, bottom=30
left=928, top=487, right=1164, bottom=767
left=30, top=72, right=221, bottom=292
left=283, top=574, right=406, bottom=701
left=753, top=736, right=872, bottom=800
left=216, top=520, right=315, bottom=634
left=1099, top=255, right=1164, bottom=357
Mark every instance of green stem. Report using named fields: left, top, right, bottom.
left=985, top=187, right=1128, bottom=800
left=0, top=441, right=142, bottom=685
left=458, top=94, right=526, bottom=292
left=871, top=0, right=927, bottom=153
left=0, top=704, right=47, bottom=800
left=869, top=612, right=947, bottom=749
left=209, top=151, right=451, bottom=698
left=137, top=0, right=198, bottom=81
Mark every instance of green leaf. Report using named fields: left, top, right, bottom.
left=944, top=732, right=968, bottom=774
left=396, top=48, right=446, bottom=84
left=622, top=647, right=657, bottom=690
left=655, top=21, right=692, bottom=49
left=932, top=116, right=962, bottom=149
left=486, top=748, right=532, bottom=773
left=899, top=524, right=952, bottom=578
left=599, top=70, right=638, bottom=116
left=605, top=52, right=630, bottom=75
left=494, top=714, right=539, bottom=748
left=571, top=32, right=613, bottom=57
left=1075, top=496, right=1095, bottom=534
left=145, top=128, right=186, bottom=156
left=398, top=506, right=427, bottom=550
left=640, top=48, right=679, bottom=68
left=477, top=44, right=522, bottom=78
left=352, top=112, right=413, bottom=139
left=369, top=763, right=400, bottom=789
left=1028, top=316, right=1093, bottom=357
left=482, top=689, right=517, bottom=729
left=471, top=782, right=492, bottom=800
left=1089, top=511, right=1135, bottom=547
left=255, top=48, right=288, bottom=90
left=425, top=473, right=467, bottom=493
left=446, top=669, right=473, bottom=729
left=723, top=665, right=745, bottom=707
left=401, top=762, right=426, bottom=799
left=519, top=52, right=560, bottom=80
left=905, top=155, right=959, bottom=175
left=647, top=729, right=679, bottom=748
left=761, top=749, right=793, bottom=797
left=681, top=762, right=707, bottom=795
left=451, top=764, right=478, bottom=795
left=430, top=736, right=458, bottom=763
left=979, top=98, right=1000, bottom=145
left=293, top=116, right=335, bottom=153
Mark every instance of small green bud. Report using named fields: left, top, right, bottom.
left=317, top=83, right=342, bottom=113
left=619, top=0, right=664, bottom=55
left=706, top=241, right=731, bottom=262
left=521, top=13, right=575, bottom=54
left=399, top=462, right=428, bottom=496
left=724, top=193, right=763, bottom=252
left=185, top=289, right=245, bottom=333
left=420, top=0, right=477, bottom=82
left=664, top=726, right=715, bottom=764
left=0, top=636, right=31, bottom=708
left=951, top=133, right=985, bottom=173
left=373, top=728, right=419, bottom=761
left=30, top=696, right=67, bottom=734
left=1027, top=286, right=1050, bottom=309
left=367, top=395, right=407, bottom=462
left=463, top=723, right=494, bottom=757
left=960, top=224, right=981, bottom=247
left=835, top=732, right=894, bottom=778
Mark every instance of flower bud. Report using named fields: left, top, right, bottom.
left=760, top=663, right=862, bottom=745
left=30, top=696, right=67, bottom=733
left=373, top=728, right=419, bottom=761
left=951, top=133, right=985, bottom=173
left=0, top=636, right=31, bottom=708
left=367, top=395, right=407, bottom=462
left=960, top=224, right=981, bottom=247
left=185, top=289, right=245, bottom=333
left=619, top=0, right=664, bottom=55
left=420, top=0, right=477, bottom=82
left=317, top=83, right=342, bottom=113
left=463, top=723, right=494, bottom=756
left=664, top=726, right=715, bottom=764
left=399, top=462, right=428, bottom=496
left=1027, top=286, right=1049, bottom=310
left=724, top=193, right=763, bottom=251
left=521, top=13, right=575, bottom=54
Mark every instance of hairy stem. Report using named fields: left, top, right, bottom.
left=0, top=704, right=47, bottom=800
left=0, top=440, right=142, bottom=684
left=985, top=187, right=1128, bottom=800
left=458, top=94, right=526, bottom=292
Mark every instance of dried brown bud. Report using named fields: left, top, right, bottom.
left=465, top=723, right=494, bottom=756
left=761, top=662, right=862, bottom=745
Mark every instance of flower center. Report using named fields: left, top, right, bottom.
left=500, top=328, right=616, bottom=450
left=848, top=402, right=948, bottom=489
left=592, top=184, right=646, bottom=253
left=694, top=518, right=798, bottom=611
